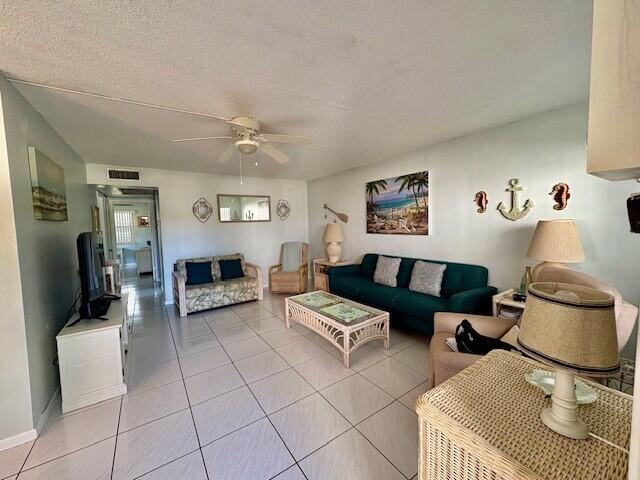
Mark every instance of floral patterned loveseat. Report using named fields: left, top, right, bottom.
left=172, top=253, right=263, bottom=317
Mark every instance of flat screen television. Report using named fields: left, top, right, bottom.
left=628, top=193, right=640, bottom=233
left=77, top=232, right=106, bottom=318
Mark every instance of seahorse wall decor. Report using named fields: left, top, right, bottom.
left=550, top=182, right=570, bottom=210
left=474, top=191, right=488, bottom=213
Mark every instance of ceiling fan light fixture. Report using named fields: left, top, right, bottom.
left=236, top=139, right=258, bottom=155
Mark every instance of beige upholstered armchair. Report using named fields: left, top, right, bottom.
left=269, top=242, right=309, bottom=294
left=429, top=265, right=639, bottom=387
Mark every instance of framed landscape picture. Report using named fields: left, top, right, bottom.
left=28, top=146, right=68, bottom=221
left=366, top=171, right=429, bottom=235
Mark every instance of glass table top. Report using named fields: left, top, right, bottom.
left=288, top=291, right=380, bottom=325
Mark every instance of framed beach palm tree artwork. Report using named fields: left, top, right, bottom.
left=365, top=171, right=429, bottom=235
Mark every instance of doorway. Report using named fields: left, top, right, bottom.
left=95, top=186, right=164, bottom=287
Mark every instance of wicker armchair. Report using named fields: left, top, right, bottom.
left=269, top=243, right=309, bottom=294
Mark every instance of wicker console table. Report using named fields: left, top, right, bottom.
left=416, top=350, right=632, bottom=480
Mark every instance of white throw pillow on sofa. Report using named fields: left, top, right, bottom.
left=373, top=256, right=401, bottom=287
left=409, top=260, right=447, bottom=297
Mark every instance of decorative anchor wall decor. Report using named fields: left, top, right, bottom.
left=497, top=178, right=534, bottom=221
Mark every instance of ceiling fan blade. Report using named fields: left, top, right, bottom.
left=217, top=143, right=237, bottom=163
left=173, top=136, right=235, bottom=143
left=7, top=78, right=230, bottom=122
left=259, top=143, right=290, bottom=164
left=259, top=134, right=311, bottom=144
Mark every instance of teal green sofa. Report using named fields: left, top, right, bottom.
left=328, top=253, right=496, bottom=334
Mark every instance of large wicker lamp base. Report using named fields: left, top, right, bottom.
left=540, top=369, right=588, bottom=439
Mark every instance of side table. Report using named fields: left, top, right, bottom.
left=492, top=288, right=526, bottom=319
left=416, top=350, right=632, bottom=480
left=312, top=258, right=354, bottom=291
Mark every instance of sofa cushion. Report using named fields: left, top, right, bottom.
left=330, top=276, right=372, bottom=298
left=185, top=276, right=257, bottom=299
left=393, top=255, right=487, bottom=295
left=359, top=253, right=379, bottom=279
left=373, top=255, right=401, bottom=287
left=175, top=256, right=214, bottom=279
left=185, top=261, right=214, bottom=285
left=440, top=263, right=488, bottom=297
left=409, top=260, right=447, bottom=297
left=219, top=259, right=244, bottom=280
left=394, top=291, right=451, bottom=322
left=212, top=253, right=246, bottom=281
left=356, top=282, right=409, bottom=309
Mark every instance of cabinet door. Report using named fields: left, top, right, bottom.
left=59, top=329, right=121, bottom=400
left=315, top=274, right=328, bottom=291
left=587, top=0, right=640, bottom=180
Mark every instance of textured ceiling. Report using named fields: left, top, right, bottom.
left=0, top=1, right=592, bottom=180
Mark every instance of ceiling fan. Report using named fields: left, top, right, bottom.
left=173, top=115, right=310, bottom=164
left=6, top=79, right=311, bottom=165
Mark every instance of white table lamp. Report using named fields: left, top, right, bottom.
left=517, top=282, right=619, bottom=439
left=324, top=223, right=344, bottom=263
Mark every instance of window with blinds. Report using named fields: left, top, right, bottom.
left=114, top=210, right=134, bottom=244
left=220, top=207, right=231, bottom=222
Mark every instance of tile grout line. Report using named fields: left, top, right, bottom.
left=261, top=299, right=412, bottom=478
left=17, top=436, right=118, bottom=476
left=210, top=319, right=309, bottom=479
left=13, top=433, right=37, bottom=478
left=124, top=293, right=421, bottom=479
left=164, top=305, right=211, bottom=480
left=129, top=448, right=201, bottom=480
left=109, top=397, right=124, bottom=479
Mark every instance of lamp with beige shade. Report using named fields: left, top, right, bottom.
left=324, top=223, right=344, bottom=263
left=527, top=219, right=585, bottom=280
left=517, top=282, right=619, bottom=440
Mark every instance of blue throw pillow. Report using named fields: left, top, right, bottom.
left=185, top=261, right=213, bottom=286
left=219, top=259, right=244, bottom=280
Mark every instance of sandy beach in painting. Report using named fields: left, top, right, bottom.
left=366, top=172, right=429, bottom=235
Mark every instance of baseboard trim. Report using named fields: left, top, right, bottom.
left=62, top=383, right=127, bottom=414
left=0, top=428, right=37, bottom=452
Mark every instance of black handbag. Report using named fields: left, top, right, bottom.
left=454, top=319, right=517, bottom=355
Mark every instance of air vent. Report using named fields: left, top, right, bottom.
left=107, top=169, right=141, bottom=181
left=119, top=188, right=154, bottom=196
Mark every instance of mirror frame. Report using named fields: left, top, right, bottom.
left=217, top=194, right=272, bottom=223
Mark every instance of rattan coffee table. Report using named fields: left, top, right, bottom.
left=285, top=291, right=389, bottom=367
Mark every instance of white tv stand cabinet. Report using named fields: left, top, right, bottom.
left=56, top=293, right=130, bottom=413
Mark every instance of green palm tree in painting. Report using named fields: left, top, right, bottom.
left=395, top=173, right=420, bottom=208
left=365, top=179, right=388, bottom=205
left=412, top=171, right=429, bottom=210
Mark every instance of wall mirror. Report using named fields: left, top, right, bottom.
left=217, top=194, right=271, bottom=222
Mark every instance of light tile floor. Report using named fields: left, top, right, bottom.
left=2, top=274, right=431, bottom=480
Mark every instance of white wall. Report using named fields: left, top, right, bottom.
left=0, top=78, right=34, bottom=445
left=0, top=75, right=95, bottom=437
left=308, top=104, right=640, bottom=356
left=86, top=165, right=308, bottom=300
